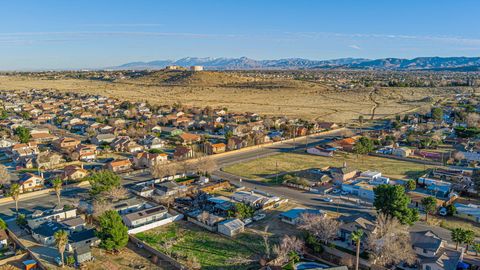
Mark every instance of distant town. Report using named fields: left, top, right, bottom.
left=0, top=81, right=478, bottom=270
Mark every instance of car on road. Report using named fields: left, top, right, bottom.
left=321, top=197, right=333, bottom=202
left=253, top=213, right=266, bottom=221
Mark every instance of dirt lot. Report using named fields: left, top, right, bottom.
left=0, top=72, right=464, bottom=122
left=82, top=244, right=172, bottom=270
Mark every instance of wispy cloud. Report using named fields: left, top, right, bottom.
left=78, top=23, right=165, bottom=27
left=0, top=31, right=244, bottom=46
left=287, top=31, right=480, bottom=46
left=348, top=44, right=361, bottom=50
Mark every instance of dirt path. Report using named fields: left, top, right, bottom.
left=368, top=88, right=381, bottom=120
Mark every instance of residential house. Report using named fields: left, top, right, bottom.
left=60, top=217, right=85, bottom=232
left=204, top=142, right=227, bottom=154
left=74, top=144, right=97, bottom=161
left=279, top=208, right=324, bottom=225
left=34, top=151, right=62, bottom=169
left=67, top=228, right=99, bottom=252
left=32, top=221, right=69, bottom=245
left=337, top=215, right=375, bottom=244
left=91, top=133, right=116, bottom=145
left=17, top=173, right=45, bottom=193
left=330, top=165, right=358, bottom=184
left=52, top=137, right=81, bottom=152
left=306, top=146, right=335, bottom=157
left=139, top=135, right=164, bottom=150
left=410, top=230, right=464, bottom=270
left=155, top=181, right=188, bottom=197
left=106, top=159, right=132, bottom=173
left=63, top=165, right=89, bottom=181
left=179, top=133, right=202, bottom=144
left=392, top=147, right=413, bottom=157
left=173, top=146, right=195, bottom=160
left=133, top=152, right=168, bottom=168
left=27, top=207, right=78, bottom=229
left=453, top=203, right=480, bottom=223
left=121, top=205, right=169, bottom=228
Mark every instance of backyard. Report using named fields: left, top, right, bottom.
left=135, top=221, right=265, bottom=269
left=223, top=152, right=436, bottom=184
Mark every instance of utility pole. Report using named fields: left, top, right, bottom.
left=275, top=161, right=279, bottom=184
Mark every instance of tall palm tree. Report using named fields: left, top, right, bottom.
left=463, top=230, right=475, bottom=254
left=8, top=184, right=20, bottom=215
left=451, top=228, right=465, bottom=250
left=54, top=230, right=68, bottom=267
left=350, top=229, right=364, bottom=270
left=52, top=178, right=63, bottom=206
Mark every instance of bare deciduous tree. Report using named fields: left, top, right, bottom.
left=194, top=156, right=217, bottom=175
left=198, top=211, right=210, bottom=224
left=366, top=213, right=416, bottom=267
left=271, top=235, right=304, bottom=266
left=466, top=113, right=480, bottom=128
left=102, top=186, right=129, bottom=202
left=178, top=160, right=192, bottom=175
left=298, top=213, right=340, bottom=244
left=0, top=164, right=11, bottom=186
left=92, top=199, right=113, bottom=217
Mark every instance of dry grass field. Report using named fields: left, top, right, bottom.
left=0, top=71, right=467, bottom=122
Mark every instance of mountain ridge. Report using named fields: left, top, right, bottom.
left=108, top=56, right=480, bottom=71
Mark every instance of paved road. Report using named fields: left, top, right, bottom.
left=212, top=170, right=375, bottom=216
left=0, top=187, right=89, bottom=221
left=210, top=130, right=344, bottom=167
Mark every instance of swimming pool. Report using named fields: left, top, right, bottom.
left=294, top=262, right=329, bottom=270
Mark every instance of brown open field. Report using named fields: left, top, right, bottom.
left=0, top=71, right=467, bottom=122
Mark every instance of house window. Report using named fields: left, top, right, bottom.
left=423, top=248, right=427, bottom=254
left=425, top=265, right=431, bottom=270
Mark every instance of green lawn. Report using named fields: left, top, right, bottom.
left=223, top=152, right=436, bottom=183
left=136, top=222, right=264, bottom=269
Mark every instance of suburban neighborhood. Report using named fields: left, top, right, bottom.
left=0, top=87, right=479, bottom=270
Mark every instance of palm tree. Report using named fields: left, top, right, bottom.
left=54, top=230, right=68, bottom=267
left=451, top=228, right=464, bottom=250
left=52, top=178, right=63, bottom=206
left=463, top=230, right=475, bottom=254
left=8, top=184, right=20, bottom=215
left=473, top=242, right=480, bottom=256
left=350, top=229, right=364, bottom=270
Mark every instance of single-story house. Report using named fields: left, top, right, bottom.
left=279, top=208, right=324, bottom=225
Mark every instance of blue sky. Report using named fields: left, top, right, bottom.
left=0, top=0, right=479, bottom=70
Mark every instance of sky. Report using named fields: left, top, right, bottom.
left=0, top=0, right=479, bottom=70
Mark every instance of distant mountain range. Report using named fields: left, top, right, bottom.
left=108, top=56, right=480, bottom=71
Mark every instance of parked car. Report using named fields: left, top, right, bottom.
left=253, top=213, right=266, bottom=221
left=321, top=197, right=333, bottom=202
left=243, top=218, right=253, bottom=225
left=331, top=189, right=341, bottom=194
left=55, top=257, right=63, bottom=266
left=341, top=191, right=349, bottom=196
